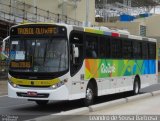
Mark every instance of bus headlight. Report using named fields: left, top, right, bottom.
left=8, top=80, right=17, bottom=88
left=8, top=74, right=17, bottom=88
left=52, top=80, right=65, bottom=89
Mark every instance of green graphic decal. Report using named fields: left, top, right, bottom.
left=85, top=59, right=156, bottom=80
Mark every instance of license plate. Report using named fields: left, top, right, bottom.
left=27, top=91, right=37, bottom=96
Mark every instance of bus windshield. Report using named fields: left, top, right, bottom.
left=9, top=38, right=68, bottom=73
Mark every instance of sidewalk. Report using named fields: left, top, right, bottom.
left=89, top=94, right=160, bottom=115
left=0, top=80, right=7, bottom=96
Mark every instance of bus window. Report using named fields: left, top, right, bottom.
left=85, top=34, right=98, bottom=58
left=148, top=42, right=156, bottom=59
left=105, top=37, right=110, bottom=58
left=133, top=41, right=141, bottom=59
left=110, top=37, right=122, bottom=59
left=142, top=42, right=148, bottom=59
left=99, top=37, right=106, bottom=58
left=122, top=39, right=132, bottom=59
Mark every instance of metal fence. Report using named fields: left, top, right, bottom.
left=0, top=0, right=82, bottom=26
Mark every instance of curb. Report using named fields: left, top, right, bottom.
left=89, top=98, right=126, bottom=112
left=151, top=90, right=160, bottom=96
left=58, top=107, right=90, bottom=115
left=26, top=90, right=160, bottom=121
left=126, top=93, right=152, bottom=102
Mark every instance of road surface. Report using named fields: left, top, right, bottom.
left=0, top=83, right=160, bottom=120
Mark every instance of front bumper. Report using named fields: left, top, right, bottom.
left=8, top=82, right=69, bottom=100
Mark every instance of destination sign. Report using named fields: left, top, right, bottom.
left=10, top=25, right=67, bottom=37
left=17, top=27, right=58, bottom=35
left=10, top=61, right=31, bottom=68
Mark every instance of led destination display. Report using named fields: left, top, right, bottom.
left=17, top=27, right=58, bottom=35
left=10, top=24, right=67, bottom=37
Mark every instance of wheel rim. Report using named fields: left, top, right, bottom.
left=135, top=82, right=139, bottom=94
left=86, top=88, right=93, bottom=101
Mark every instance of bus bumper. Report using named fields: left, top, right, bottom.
left=8, top=82, right=69, bottom=100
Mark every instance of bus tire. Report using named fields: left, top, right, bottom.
left=83, top=83, right=95, bottom=106
left=35, top=100, right=48, bottom=106
left=133, top=77, right=140, bottom=95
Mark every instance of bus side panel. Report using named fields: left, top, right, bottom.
left=85, top=59, right=156, bottom=79
left=85, top=59, right=157, bottom=96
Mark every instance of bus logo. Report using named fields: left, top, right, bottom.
left=101, top=63, right=116, bottom=74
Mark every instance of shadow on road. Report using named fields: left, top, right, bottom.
left=13, top=91, right=135, bottom=114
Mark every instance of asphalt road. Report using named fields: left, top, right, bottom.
left=0, top=83, right=160, bottom=121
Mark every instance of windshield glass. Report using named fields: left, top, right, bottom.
left=9, top=38, right=68, bottom=73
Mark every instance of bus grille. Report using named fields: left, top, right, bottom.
left=17, top=92, right=49, bottom=98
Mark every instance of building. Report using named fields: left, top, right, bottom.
left=98, top=14, right=160, bottom=48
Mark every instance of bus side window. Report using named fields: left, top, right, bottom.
left=85, top=34, right=98, bottom=58
left=142, top=42, right=148, bottom=59
left=133, top=41, right=141, bottom=59
left=110, top=37, right=122, bottom=59
left=105, top=37, right=110, bottom=58
left=148, top=42, right=156, bottom=59
left=86, top=41, right=97, bottom=58
left=122, top=39, right=132, bottom=59
left=99, top=37, right=106, bottom=58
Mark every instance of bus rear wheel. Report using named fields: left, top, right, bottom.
left=83, top=83, right=95, bottom=106
left=35, top=100, right=49, bottom=106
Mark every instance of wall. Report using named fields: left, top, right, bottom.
left=144, top=15, right=160, bottom=37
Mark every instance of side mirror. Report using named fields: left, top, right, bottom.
left=1, top=36, right=10, bottom=59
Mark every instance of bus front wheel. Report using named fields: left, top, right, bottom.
left=133, top=77, right=140, bottom=95
left=35, top=100, right=49, bottom=106
left=83, top=83, right=95, bottom=106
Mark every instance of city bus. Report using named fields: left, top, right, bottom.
left=2, top=23, right=158, bottom=106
